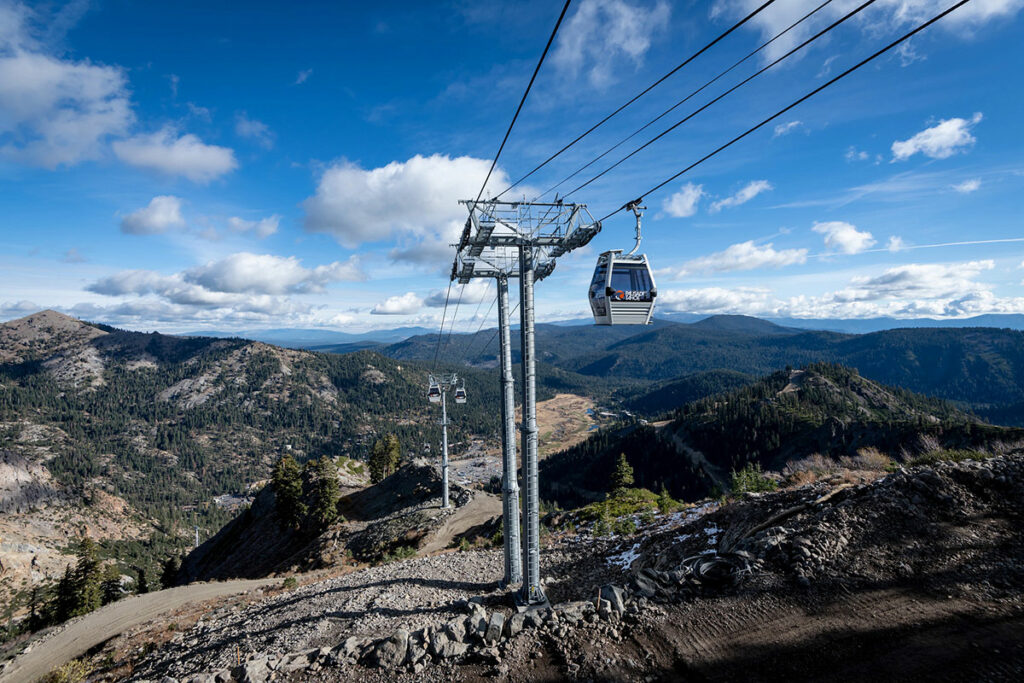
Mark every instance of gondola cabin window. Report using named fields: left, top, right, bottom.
left=609, top=263, right=653, bottom=301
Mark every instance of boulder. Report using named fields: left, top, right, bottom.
left=370, top=629, right=409, bottom=670
left=232, top=658, right=270, bottom=683
left=600, top=584, right=627, bottom=614
left=484, top=612, right=505, bottom=644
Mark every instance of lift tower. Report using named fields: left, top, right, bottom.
left=427, top=372, right=459, bottom=509
left=455, top=200, right=600, bottom=606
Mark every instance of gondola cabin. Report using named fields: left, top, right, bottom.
left=427, top=382, right=441, bottom=403
left=454, top=386, right=467, bottom=404
left=589, top=250, right=656, bottom=325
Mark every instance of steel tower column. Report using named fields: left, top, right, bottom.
left=497, top=274, right=522, bottom=586
left=441, top=387, right=450, bottom=509
left=518, top=246, right=545, bottom=605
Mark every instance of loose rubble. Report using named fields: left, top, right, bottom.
left=122, top=454, right=1023, bottom=682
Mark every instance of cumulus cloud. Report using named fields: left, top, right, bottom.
left=662, top=183, right=704, bottom=218
left=552, top=0, right=670, bottom=88
left=295, top=68, right=312, bottom=85
left=712, top=1, right=1024, bottom=64
left=773, top=120, right=803, bottom=137
left=666, top=241, right=807, bottom=278
left=0, top=4, right=133, bottom=167
left=185, top=253, right=364, bottom=294
left=658, top=259, right=1024, bottom=319
left=423, top=280, right=491, bottom=308
left=228, top=215, right=279, bottom=239
left=0, top=299, right=41, bottom=319
left=812, top=221, right=876, bottom=254
left=234, top=112, right=274, bottom=149
left=709, top=180, right=773, bottom=213
left=845, top=146, right=870, bottom=162
left=952, top=178, right=981, bottom=193
left=887, top=236, right=906, bottom=252
left=372, top=292, right=423, bottom=315
left=87, top=253, right=364, bottom=319
left=303, top=154, right=508, bottom=263
left=113, top=128, right=237, bottom=182
left=891, top=113, right=982, bottom=161
left=120, top=196, right=186, bottom=235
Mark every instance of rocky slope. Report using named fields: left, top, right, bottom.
left=45, top=451, right=1022, bottom=682
left=180, top=461, right=478, bottom=581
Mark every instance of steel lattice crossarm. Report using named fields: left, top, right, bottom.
left=455, top=199, right=601, bottom=260
left=453, top=248, right=555, bottom=284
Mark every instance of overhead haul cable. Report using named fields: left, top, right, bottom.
left=597, top=0, right=975, bottom=223
left=495, top=0, right=782, bottom=199
left=436, top=0, right=572, bottom=369
left=563, top=0, right=882, bottom=201
left=534, top=0, right=837, bottom=201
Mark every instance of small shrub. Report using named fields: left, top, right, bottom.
left=638, top=510, right=656, bottom=526
left=381, top=545, right=418, bottom=562
left=612, top=517, right=637, bottom=536
left=42, top=659, right=92, bottom=683
left=458, top=537, right=471, bottom=552
left=282, top=577, right=298, bottom=590
left=730, top=462, right=777, bottom=495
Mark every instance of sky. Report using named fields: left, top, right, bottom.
left=1, top=0, right=1022, bottom=333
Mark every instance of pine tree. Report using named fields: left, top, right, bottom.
left=272, top=453, right=306, bottom=529
left=160, top=556, right=180, bottom=589
left=135, top=567, right=150, bottom=594
left=310, top=457, right=340, bottom=528
left=369, top=434, right=400, bottom=484
left=70, top=537, right=102, bottom=617
left=100, top=564, right=123, bottom=605
left=610, top=453, right=634, bottom=496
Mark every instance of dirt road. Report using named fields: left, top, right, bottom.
left=0, top=579, right=274, bottom=683
left=419, top=492, right=502, bottom=555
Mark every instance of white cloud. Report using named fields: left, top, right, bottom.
left=423, top=280, right=491, bottom=308
left=228, top=215, right=279, bottom=239
left=667, top=241, right=807, bottom=277
left=773, top=120, right=803, bottom=137
left=658, top=259, right=1024, bottom=319
left=234, top=112, right=273, bottom=149
left=372, top=292, right=423, bottom=315
left=845, top=146, right=870, bottom=162
left=709, top=180, right=773, bottom=213
left=887, top=236, right=906, bottom=252
left=712, top=1, right=1024, bottom=64
left=891, top=113, right=983, bottom=161
left=295, top=68, right=312, bottom=85
left=659, top=287, right=776, bottom=315
left=113, top=128, right=237, bottom=182
left=303, top=154, right=508, bottom=254
left=0, top=6, right=133, bottom=167
left=185, top=253, right=364, bottom=294
left=813, top=221, right=876, bottom=254
left=120, top=196, right=186, bottom=235
left=952, top=178, right=981, bottom=193
left=0, top=300, right=41, bottom=319
left=661, top=183, right=704, bottom=218
left=552, top=0, right=670, bottom=88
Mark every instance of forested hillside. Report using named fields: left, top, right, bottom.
left=376, top=315, right=1024, bottom=424
left=540, top=363, right=1024, bottom=509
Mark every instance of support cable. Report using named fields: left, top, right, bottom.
left=596, top=0, right=974, bottom=223
left=564, top=0, right=880, bottom=201
left=431, top=279, right=453, bottom=371
left=496, top=0, right=781, bottom=199
left=457, top=291, right=499, bottom=365
left=534, top=0, right=835, bottom=201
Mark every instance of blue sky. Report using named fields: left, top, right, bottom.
left=1, top=0, right=1022, bottom=333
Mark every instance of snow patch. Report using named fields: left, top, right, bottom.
left=607, top=542, right=642, bottom=569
